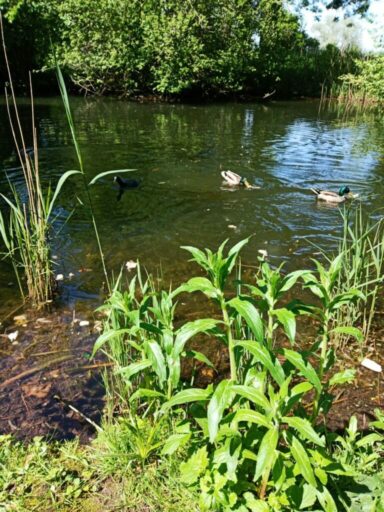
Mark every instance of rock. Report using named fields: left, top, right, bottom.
left=55, top=274, right=64, bottom=281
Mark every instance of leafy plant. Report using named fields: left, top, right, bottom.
left=93, top=237, right=378, bottom=511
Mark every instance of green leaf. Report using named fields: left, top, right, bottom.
left=316, top=485, right=337, bottom=512
left=234, top=408, right=271, bottom=429
left=177, top=277, right=220, bottom=299
left=115, top=359, right=152, bottom=379
left=228, top=237, right=249, bottom=258
left=356, top=433, right=383, bottom=448
left=88, top=169, right=136, bottom=186
left=232, top=384, right=271, bottom=412
left=243, top=449, right=258, bottom=462
left=280, top=270, right=309, bottom=293
left=208, top=379, right=234, bottom=443
left=273, top=308, right=296, bottom=344
left=283, top=349, right=322, bottom=393
left=229, top=297, right=264, bottom=343
left=129, top=388, right=166, bottom=402
left=300, top=484, right=318, bottom=509
left=329, top=289, right=365, bottom=311
left=244, top=492, right=270, bottom=511
left=331, top=326, right=364, bottom=344
left=237, top=341, right=285, bottom=386
left=329, top=369, right=356, bottom=386
left=47, top=170, right=81, bottom=218
left=161, top=432, right=191, bottom=455
left=161, top=388, right=211, bottom=412
left=255, top=427, right=279, bottom=481
left=147, top=341, right=166, bottom=385
left=289, top=435, right=317, bottom=487
left=180, top=446, right=209, bottom=485
left=282, top=417, right=325, bottom=446
left=290, top=381, right=313, bottom=397
left=180, top=246, right=208, bottom=266
left=174, top=319, right=219, bottom=356
left=92, top=328, right=133, bottom=357
left=186, top=350, right=216, bottom=369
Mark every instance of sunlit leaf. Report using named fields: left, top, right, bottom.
left=273, top=307, right=296, bottom=344
left=174, top=318, right=219, bottom=356
left=229, top=297, right=264, bottom=343
left=161, top=388, right=211, bottom=412
left=283, top=349, right=322, bottom=393
left=283, top=416, right=325, bottom=446
left=234, top=408, right=271, bottom=429
left=237, top=341, right=285, bottom=386
left=255, top=427, right=279, bottom=481
left=46, top=170, right=81, bottom=218
left=88, top=168, right=137, bottom=186
left=289, top=435, right=317, bottom=487
left=208, top=379, right=234, bottom=443
left=233, top=384, right=271, bottom=412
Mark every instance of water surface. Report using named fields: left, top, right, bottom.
left=1, top=98, right=383, bottom=312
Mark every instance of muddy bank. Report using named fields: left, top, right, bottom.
left=0, top=307, right=105, bottom=442
left=0, top=303, right=383, bottom=441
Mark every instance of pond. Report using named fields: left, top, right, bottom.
left=1, top=98, right=383, bottom=315
left=1, top=97, right=384, bottom=439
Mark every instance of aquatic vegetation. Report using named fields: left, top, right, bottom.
left=0, top=15, right=77, bottom=306
left=93, top=237, right=384, bottom=511
left=325, top=206, right=384, bottom=349
left=56, top=65, right=136, bottom=293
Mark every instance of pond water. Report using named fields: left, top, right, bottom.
left=1, top=98, right=384, bottom=314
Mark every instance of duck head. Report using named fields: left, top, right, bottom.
left=338, top=186, right=351, bottom=196
left=240, top=177, right=252, bottom=189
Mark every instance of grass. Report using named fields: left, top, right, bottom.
left=0, top=434, right=198, bottom=512
left=328, top=206, right=384, bottom=350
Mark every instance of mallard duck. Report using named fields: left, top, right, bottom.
left=311, top=186, right=354, bottom=203
left=221, top=170, right=258, bottom=189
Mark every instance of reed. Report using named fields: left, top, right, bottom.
left=0, top=14, right=77, bottom=305
left=56, top=65, right=136, bottom=294
left=328, top=206, right=384, bottom=349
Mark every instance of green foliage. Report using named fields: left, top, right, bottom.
left=0, top=0, right=361, bottom=97
left=93, top=236, right=384, bottom=511
left=339, top=56, right=384, bottom=103
left=0, top=435, right=95, bottom=511
left=0, top=433, right=199, bottom=511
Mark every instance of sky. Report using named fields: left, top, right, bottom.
left=299, top=0, right=384, bottom=52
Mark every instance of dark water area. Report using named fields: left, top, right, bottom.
left=1, top=97, right=384, bottom=314
left=0, top=98, right=384, bottom=439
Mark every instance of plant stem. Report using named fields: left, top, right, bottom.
left=312, top=315, right=329, bottom=423
left=221, top=298, right=236, bottom=381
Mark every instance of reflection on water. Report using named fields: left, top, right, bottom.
left=1, top=98, right=383, bottom=310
